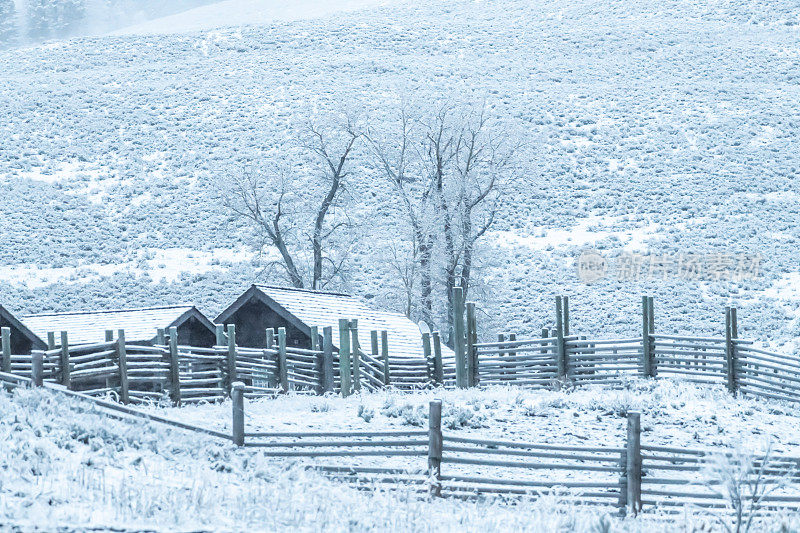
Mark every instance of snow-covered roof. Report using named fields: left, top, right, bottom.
left=217, top=285, right=453, bottom=361
left=21, top=306, right=214, bottom=345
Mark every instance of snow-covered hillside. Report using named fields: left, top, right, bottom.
left=1, top=0, right=799, bottom=345
left=113, top=0, right=398, bottom=35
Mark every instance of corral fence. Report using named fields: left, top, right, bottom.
left=230, top=387, right=800, bottom=516
left=451, top=290, right=800, bottom=405
left=0, top=318, right=451, bottom=405
left=4, top=370, right=800, bottom=517
left=5, top=290, right=800, bottom=405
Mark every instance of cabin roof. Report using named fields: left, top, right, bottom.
left=0, top=304, right=47, bottom=349
left=21, top=305, right=214, bottom=345
left=217, top=285, right=454, bottom=360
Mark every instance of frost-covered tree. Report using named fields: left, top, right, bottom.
left=26, top=0, right=86, bottom=40
left=0, top=0, right=18, bottom=46
left=368, top=101, right=518, bottom=337
left=223, top=114, right=360, bottom=290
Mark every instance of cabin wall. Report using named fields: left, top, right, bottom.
left=221, top=299, right=309, bottom=348
left=175, top=317, right=216, bottom=348
left=0, top=318, right=34, bottom=354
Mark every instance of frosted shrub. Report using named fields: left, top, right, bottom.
left=310, top=400, right=331, bottom=413
left=357, top=404, right=375, bottom=423
left=381, top=402, right=426, bottom=427
left=443, top=405, right=486, bottom=430
left=603, top=391, right=639, bottom=417
left=700, top=444, right=795, bottom=533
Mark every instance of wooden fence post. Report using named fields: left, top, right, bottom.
left=47, top=332, right=56, bottom=351
left=626, top=411, right=642, bottom=516
left=541, top=328, right=548, bottom=355
left=725, top=307, right=739, bottom=395
left=641, top=296, right=654, bottom=378
left=31, top=351, right=43, bottom=387
left=117, top=329, right=129, bottom=404
left=381, top=330, right=391, bottom=386
left=431, top=332, right=443, bottom=385
left=266, top=328, right=274, bottom=350
left=563, top=295, right=570, bottom=337
left=278, top=327, right=288, bottom=393
left=104, top=330, right=115, bottom=389
left=59, top=331, right=70, bottom=388
left=731, top=307, right=740, bottom=393
left=555, top=296, right=567, bottom=378
left=168, top=326, right=181, bottom=405
left=156, top=328, right=165, bottom=345
left=422, top=332, right=433, bottom=382
left=215, top=324, right=226, bottom=346
left=265, top=328, right=276, bottom=388
left=321, top=326, right=334, bottom=393
left=466, top=302, right=478, bottom=387
left=618, top=447, right=628, bottom=517
left=647, top=296, right=654, bottom=335
left=498, top=333, right=506, bottom=377
left=428, top=399, right=443, bottom=497
left=507, top=332, right=516, bottom=380
left=350, top=320, right=361, bottom=392
left=338, top=319, right=351, bottom=398
left=1, top=327, right=10, bottom=374
left=231, top=381, right=245, bottom=447
left=370, top=330, right=379, bottom=359
left=452, top=287, right=467, bottom=389
left=226, top=324, right=237, bottom=394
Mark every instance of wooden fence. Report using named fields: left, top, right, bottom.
left=0, top=319, right=445, bottom=404
left=8, top=291, right=800, bottom=404
left=229, top=388, right=800, bottom=516
left=450, top=293, right=800, bottom=405
left=5, top=370, right=800, bottom=517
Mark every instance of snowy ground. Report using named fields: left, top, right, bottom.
left=112, top=0, right=401, bottom=36
left=161, top=379, right=800, bottom=457
left=5, top=380, right=800, bottom=530
left=1, top=0, right=800, bottom=347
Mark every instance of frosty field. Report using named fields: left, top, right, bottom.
left=2, top=1, right=799, bottom=529
left=3, top=379, right=800, bottom=531
left=1, top=0, right=800, bottom=344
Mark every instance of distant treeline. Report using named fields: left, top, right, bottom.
left=0, top=0, right=216, bottom=47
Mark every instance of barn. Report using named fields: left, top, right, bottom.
left=20, top=305, right=218, bottom=348
left=215, top=285, right=453, bottom=360
left=0, top=304, right=47, bottom=354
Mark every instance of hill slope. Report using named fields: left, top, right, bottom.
left=0, top=0, right=799, bottom=344
left=112, top=0, right=395, bottom=35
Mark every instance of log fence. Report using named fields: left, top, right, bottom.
left=0, top=318, right=441, bottom=404
left=5, top=293, right=800, bottom=405
left=457, top=294, right=800, bottom=405
left=4, top=367, right=800, bottom=517
left=228, top=389, right=800, bottom=516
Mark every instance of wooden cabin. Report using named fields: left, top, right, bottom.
left=20, top=305, right=217, bottom=348
left=0, top=304, right=47, bottom=354
left=215, top=285, right=452, bottom=360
